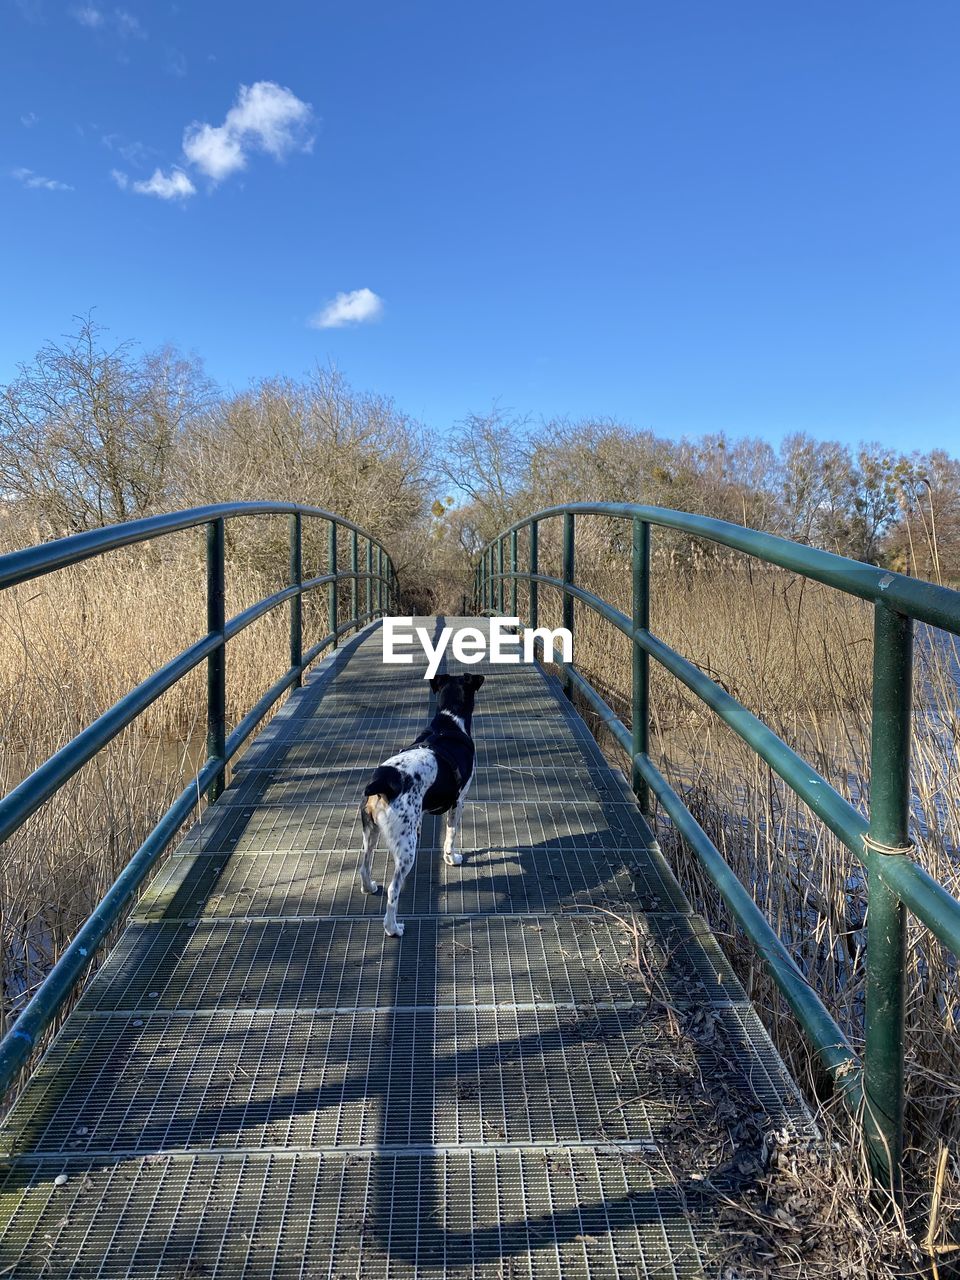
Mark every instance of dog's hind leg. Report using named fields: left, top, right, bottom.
left=358, top=797, right=382, bottom=896
left=383, top=831, right=416, bottom=938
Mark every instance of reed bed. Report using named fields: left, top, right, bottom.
left=3, top=512, right=959, bottom=1270
left=0, top=519, right=349, bottom=1069
left=514, top=513, right=959, bottom=1271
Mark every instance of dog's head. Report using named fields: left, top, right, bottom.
left=429, top=672, right=484, bottom=719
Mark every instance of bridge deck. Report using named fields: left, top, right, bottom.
left=0, top=618, right=810, bottom=1277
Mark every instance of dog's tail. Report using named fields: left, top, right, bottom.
left=362, top=765, right=405, bottom=823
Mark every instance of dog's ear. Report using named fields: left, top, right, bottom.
left=429, top=674, right=452, bottom=692
left=466, top=673, right=485, bottom=690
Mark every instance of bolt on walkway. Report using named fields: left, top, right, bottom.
left=0, top=618, right=812, bottom=1277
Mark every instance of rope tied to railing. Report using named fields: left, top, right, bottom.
left=862, top=833, right=917, bottom=857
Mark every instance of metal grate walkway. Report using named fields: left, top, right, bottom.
left=0, top=618, right=812, bottom=1277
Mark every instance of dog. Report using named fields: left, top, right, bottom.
left=358, top=673, right=484, bottom=937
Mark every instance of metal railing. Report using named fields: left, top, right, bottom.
left=0, top=502, right=398, bottom=1094
left=477, top=502, right=960, bottom=1197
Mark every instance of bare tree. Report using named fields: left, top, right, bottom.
left=0, top=316, right=211, bottom=535
left=886, top=450, right=960, bottom=580
left=175, top=367, right=435, bottom=575
left=179, top=368, right=431, bottom=528
left=844, top=444, right=900, bottom=564
left=437, top=408, right=531, bottom=549
left=778, top=433, right=855, bottom=546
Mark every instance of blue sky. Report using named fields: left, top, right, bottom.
left=2, top=0, right=958, bottom=451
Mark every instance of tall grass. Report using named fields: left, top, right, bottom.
left=517, top=514, right=959, bottom=1266
left=3, top=514, right=959, bottom=1267
left=0, top=520, right=347, bottom=1067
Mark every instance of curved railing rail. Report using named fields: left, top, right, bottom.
left=0, top=502, right=398, bottom=1093
left=476, top=501, right=960, bottom=1196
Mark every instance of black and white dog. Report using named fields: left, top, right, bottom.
left=359, top=673, right=484, bottom=937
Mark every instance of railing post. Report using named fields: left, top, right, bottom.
left=529, top=521, right=538, bottom=630
left=376, top=546, right=384, bottom=615
left=366, top=539, right=374, bottom=618
left=497, top=537, right=505, bottom=614
left=562, top=511, right=575, bottom=696
left=350, top=529, right=359, bottom=627
left=205, top=518, right=226, bottom=801
left=632, top=517, right=650, bottom=810
left=509, top=529, right=518, bottom=618
left=328, top=520, right=338, bottom=648
left=863, top=601, right=912, bottom=1198
left=289, top=512, right=303, bottom=688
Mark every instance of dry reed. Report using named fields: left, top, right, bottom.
left=513, top=513, right=959, bottom=1271
left=3, top=513, right=959, bottom=1271
left=0, top=519, right=347, bottom=1066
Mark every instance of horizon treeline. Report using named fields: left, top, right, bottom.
left=0, top=318, right=956, bottom=581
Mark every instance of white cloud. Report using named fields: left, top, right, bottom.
left=111, top=80, right=313, bottom=207
left=224, top=82, right=313, bottom=159
left=113, top=8, right=144, bottom=38
left=11, top=167, right=73, bottom=191
left=309, top=289, right=384, bottom=329
left=72, top=5, right=103, bottom=26
left=183, top=81, right=313, bottom=182
left=130, top=167, right=195, bottom=200
left=181, top=122, right=244, bottom=181
left=72, top=6, right=145, bottom=37
left=20, top=111, right=39, bottom=127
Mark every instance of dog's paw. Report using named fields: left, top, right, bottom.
left=361, top=880, right=380, bottom=895
left=443, top=852, right=463, bottom=866
left=384, top=920, right=405, bottom=938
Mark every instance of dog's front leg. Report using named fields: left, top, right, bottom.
left=442, top=800, right=464, bottom=866
left=443, top=776, right=472, bottom=866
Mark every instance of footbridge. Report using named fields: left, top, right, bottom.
left=1, top=501, right=959, bottom=1277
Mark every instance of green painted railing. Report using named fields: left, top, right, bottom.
left=477, top=502, right=960, bottom=1199
left=0, top=502, right=398, bottom=1095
